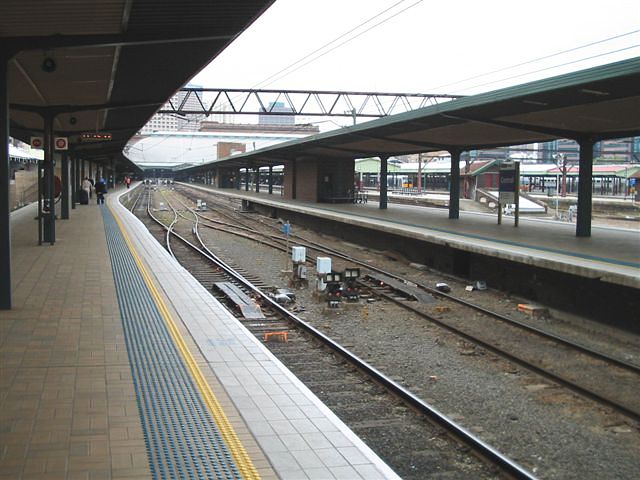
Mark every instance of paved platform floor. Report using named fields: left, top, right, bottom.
left=1, top=192, right=399, bottom=480
left=1, top=201, right=153, bottom=479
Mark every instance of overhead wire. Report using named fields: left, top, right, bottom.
left=251, top=0, right=416, bottom=89
left=431, top=30, right=640, bottom=91
left=255, top=0, right=425, bottom=89
left=428, top=29, right=640, bottom=92
left=214, top=0, right=423, bottom=112
left=211, top=0, right=425, bottom=128
left=455, top=44, right=639, bottom=93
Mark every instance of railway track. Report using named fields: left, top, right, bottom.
left=172, top=184, right=640, bottom=423
left=136, top=185, right=537, bottom=479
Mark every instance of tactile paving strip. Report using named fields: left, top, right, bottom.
left=102, top=207, right=244, bottom=479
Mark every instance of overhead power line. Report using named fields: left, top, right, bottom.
left=430, top=29, right=640, bottom=93
left=252, top=0, right=423, bottom=89
left=457, top=44, right=639, bottom=93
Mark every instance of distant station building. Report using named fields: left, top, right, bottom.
left=126, top=122, right=320, bottom=177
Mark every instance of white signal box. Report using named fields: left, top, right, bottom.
left=291, top=246, right=306, bottom=263
left=316, top=257, right=332, bottom=274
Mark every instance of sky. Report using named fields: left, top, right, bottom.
left=188, top=0, right=639, bottom=129
left=130, top=0, right=638, bottom=165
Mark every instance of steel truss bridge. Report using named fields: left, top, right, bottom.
left=158, top=88, right=462, bottom=119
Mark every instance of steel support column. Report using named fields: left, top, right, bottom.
left=268, top=165, right=273, bottom=194
left=576, top=138, right=594, bottom=237
left=254, top=168, right=260, bottom=193
left=61, top=151, right=69, bottom=219
left=449, top=149, right=461, bottom=219
left=0, top=56, right=11, bottom=309
left=379, top=156, right=388, bottom=210
left=244, top=167, right=249, bottom=191
left=292, top=160, right=297, bottom=200
left=70, top=153, right=76, bottom=210
left=43, top=114, right=55, bottom=244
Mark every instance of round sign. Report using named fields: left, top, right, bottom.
left=55, top=138, right=67, bottom=149
left=31, top=137, right=43, bottom=148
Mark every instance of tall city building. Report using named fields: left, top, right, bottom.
left=259, top=101, right=295, bottom=125
left=139, top=83, right=204, bottom=134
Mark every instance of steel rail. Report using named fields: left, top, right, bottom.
left=188, top=208, right=640, bottom=422
left=286, top=231, right=640, bottom=374
left=178, top=185, right=640, bottom=374
left=141, top=190, right=537, bottom=480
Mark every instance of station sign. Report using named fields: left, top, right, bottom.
left=54, top=137, right=68, bottom=150
left=499, top=163, right=517, bottom=203
left=30, top=136, right=44, bottom=149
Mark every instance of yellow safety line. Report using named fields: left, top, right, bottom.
left=109, top=204, right=261, bottom=480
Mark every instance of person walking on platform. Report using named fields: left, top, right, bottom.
left=95, top=177, right=107, bottom=205
left=80, top=177, right=92, bottom=205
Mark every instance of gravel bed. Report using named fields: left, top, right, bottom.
left=161, top=190, right=640, bottom=478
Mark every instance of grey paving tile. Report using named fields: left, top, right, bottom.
left=337, top=446, right=370, bottom=465
left=293, top=449, right=325, bottom=469
left=323, top=431, right=354, bottom=448
left=290, top=418, right=319, bottom=435
left=259, top=436, right=288, bottom=454
left=279, top=405, right=307, bottom=420
left=248, top=421, right=275, bottom=437
left=314, top=448, right=349, bottom=468
left=330, top=465, right=363, bottom=480
left=278, top=433, right=309, bottom=452
left=350, top=464, right=388, bottom=479
left=268, top=420, right=298, bottom=436
left=304, top=466, right=336, bottom=480
left=311, top=417, right=341, bottom=433
left=260, top=406, right=287, bottom=421
left=269, top=451, right=303, bottom=475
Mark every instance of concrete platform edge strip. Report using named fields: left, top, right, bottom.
left=101, top=203, right=259, bottom=480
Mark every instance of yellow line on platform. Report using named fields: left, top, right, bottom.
left=109, top=204, right=261, bottom=480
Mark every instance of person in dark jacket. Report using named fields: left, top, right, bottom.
left=95, top=177, right=107, bottom=205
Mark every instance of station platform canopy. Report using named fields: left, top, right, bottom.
left=181, top=56, right=640, bottom=170
left=2, top=0, right=274, bottom=169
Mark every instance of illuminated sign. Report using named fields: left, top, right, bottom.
left=81, top=133, right=112, bottom=142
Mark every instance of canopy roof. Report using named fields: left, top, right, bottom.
left=3, top=0, right=274, bottom=169
left=181, top=57, right=640, bottom=171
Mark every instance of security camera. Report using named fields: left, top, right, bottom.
left=42, top=57, right=56, bottom=73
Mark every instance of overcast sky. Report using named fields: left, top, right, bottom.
left=191, top=0, right=639, bottom=94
